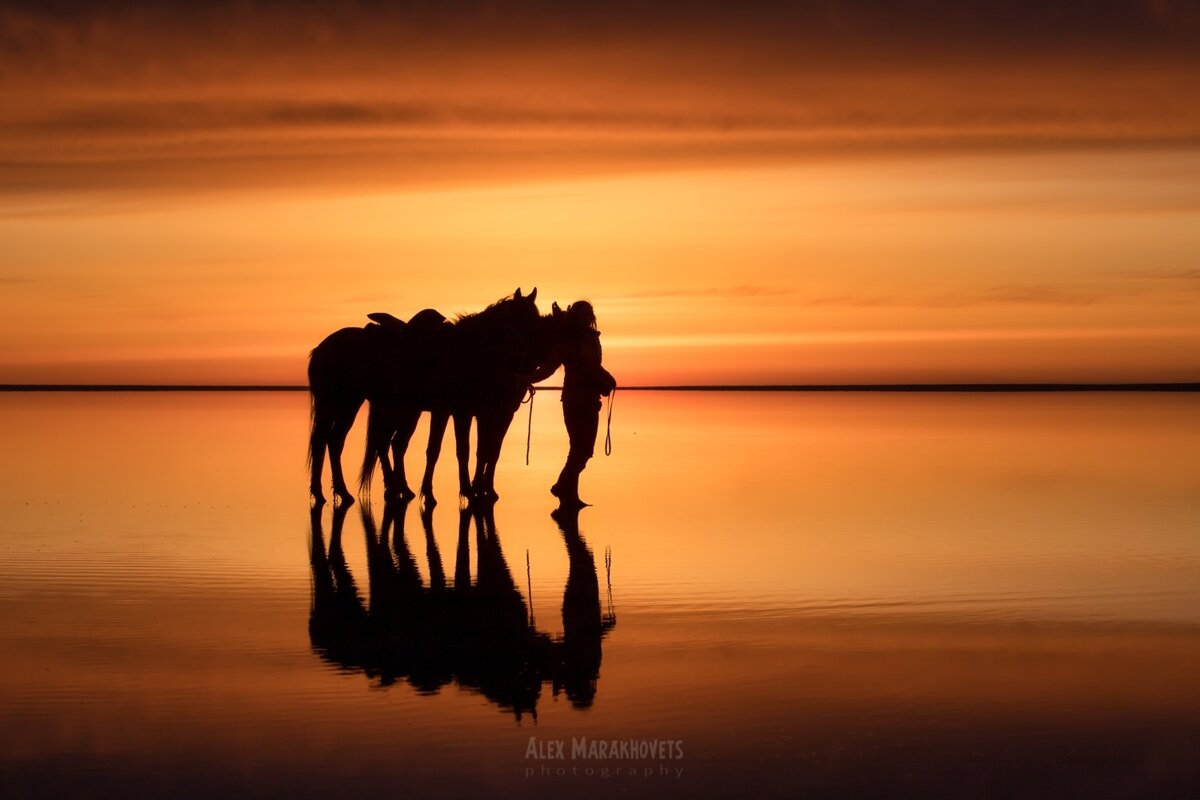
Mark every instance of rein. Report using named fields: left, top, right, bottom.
left=526, top=549, right=535, bottom=625
left=522, top=385, right=536, bottom=466
left=604, top=387, right=615, bottom=456
left=523, top=377, right=614, bottom=465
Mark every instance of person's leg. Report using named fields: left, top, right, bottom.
left=554, top=398, right=599, bottom=503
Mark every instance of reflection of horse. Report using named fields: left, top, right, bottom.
left=307, top=500, right=615, bottom=718
left=307, top=289, right=540, bottom=507
left=360, top=299, right=601, bottom=505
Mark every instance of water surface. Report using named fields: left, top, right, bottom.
left=1, top=391, right=1198, bottom=798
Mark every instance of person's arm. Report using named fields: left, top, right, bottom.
left=527, top=361, right=561, bottom=385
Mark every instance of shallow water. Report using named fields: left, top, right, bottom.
left=1, top=390, right=1199, bottom=798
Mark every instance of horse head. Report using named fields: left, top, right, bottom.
left=509, top=286, right=540, bottom=332
left=489, top=287, right=545, bottom=374
left=513, top=298, right=601, bottom=381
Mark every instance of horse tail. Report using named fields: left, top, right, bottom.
left=306, top=345, right=322, bottom=471
left=307, top=343, right=331, bottom=472
left=306, top=390, right=315, bottom=470
left=359, top=402, right=381, bottom=494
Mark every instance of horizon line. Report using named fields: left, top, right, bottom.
left=1, top=382, right=1197, bottom=393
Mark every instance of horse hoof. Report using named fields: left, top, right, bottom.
left=467, top=493, right=496, bottom=511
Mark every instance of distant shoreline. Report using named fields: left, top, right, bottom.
left=1, top=383, right=1197, bottom=393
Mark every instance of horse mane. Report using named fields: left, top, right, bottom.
left=452, top=293, right=518, bottom=330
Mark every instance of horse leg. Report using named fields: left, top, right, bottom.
left=453, top=413, right=473, bottom=499
left=478, top=411, right=517, bottom=501
left=327, top=399, right=362, bottom=507
left=420, top=409, right=450, bottom=506
left=486, top=413, right=518, bottom=499
left=309, top=397, right=334, bottom=505
left=470, top=418, right=491, bottom=500
left=388, top=410, right=420, bottom=502
left=470, top=414, right=510, bottom=501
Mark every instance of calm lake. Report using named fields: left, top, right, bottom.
left=1, top=390, right=1198, bottom=798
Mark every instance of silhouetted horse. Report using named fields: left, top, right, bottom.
left=307, top=289, right=539, bottom=506
left=361, top=299, right=600, bottom=504
left=307, top=321, right=399, bottom=506
left=357, top=288, right=546, bottom=504
left=307, top=499, right=615, bottom=718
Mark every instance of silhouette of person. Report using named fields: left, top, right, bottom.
left=550, top=301, right=616, bottom=507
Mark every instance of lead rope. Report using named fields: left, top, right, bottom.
left=523, top=385, right=536, bottom=466
left=604, top=387, right=615, bottom=456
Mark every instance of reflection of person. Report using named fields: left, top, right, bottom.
left=551, top=302, right=616, bottom=507
left=550, top=504, right=611, bottom=707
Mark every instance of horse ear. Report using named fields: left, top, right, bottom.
left=514, top=287, right=523, bottom=299
left=552, top=301, right=561, bottom=313
left=528, top=287, right=537, bottom=302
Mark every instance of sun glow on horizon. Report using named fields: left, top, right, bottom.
left=3, top=152, right=1199, bottom=385
left=1, top=2, right=1199, bottom=385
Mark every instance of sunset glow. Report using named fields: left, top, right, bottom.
left=2, top=1, right=1199, bottom=385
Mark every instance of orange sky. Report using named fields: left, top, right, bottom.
left=2, top=0, right=1199, bottom=385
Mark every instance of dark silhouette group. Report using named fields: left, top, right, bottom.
left=307, top=289, right=616, bottom=508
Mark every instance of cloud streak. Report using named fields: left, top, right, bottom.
left=611, top=285, right=795, bottom=301
left=605, top=325, right=1200, bottom=350
left=4, top=1, right=1200, bottom=197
